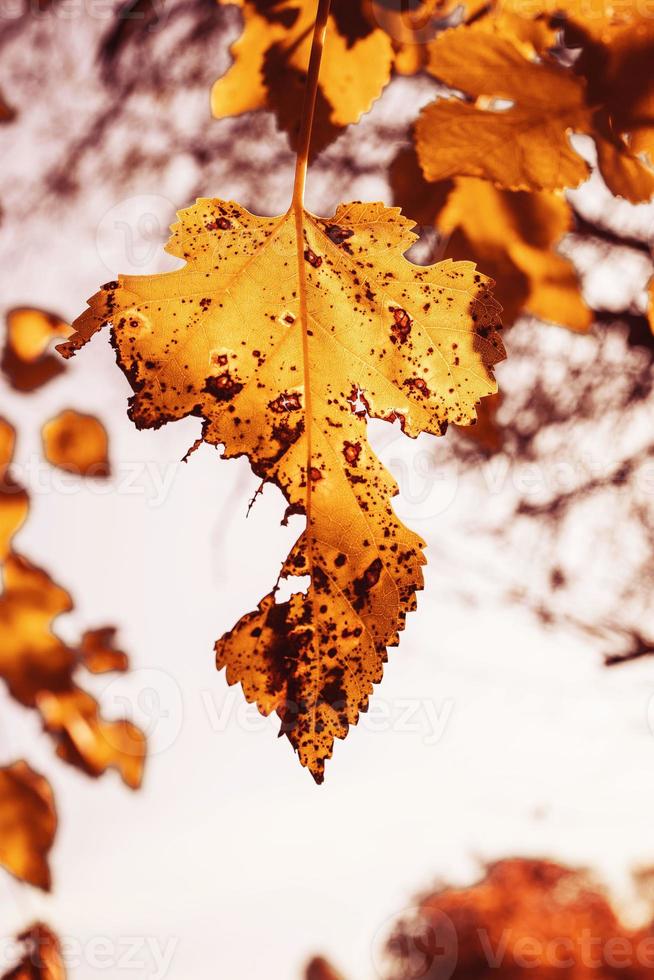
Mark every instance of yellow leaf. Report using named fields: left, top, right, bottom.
left=61, top=197, right=503, bottom=781
left=0, top=762, right=56, bottom=891
left=212, top=0, right=393, bottom=150
left=440, top=180, right=589, bottom=330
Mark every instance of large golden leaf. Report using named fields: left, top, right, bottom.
left=0, top=762, right=56, bottom=891
left=212, top=0, right=393, bottom=151
left=60, top=197, right=503, bottom=781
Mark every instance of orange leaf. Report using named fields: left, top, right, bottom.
left=41, top=410, right=110, bottom=478
left=61, top=197, right=503, bottom=781
left=0, top=762, right=56, bottom=891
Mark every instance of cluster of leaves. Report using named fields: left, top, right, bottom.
left=59, top=0, right=654, bottom=782
left=309, top=858, right=654, bottom=979
left=215, top=0, right=654, bottom=333
left=0, top=310, right=145, bottom=977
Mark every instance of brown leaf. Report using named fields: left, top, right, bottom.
left=1, top=309, right=72, bottom=393
left=2, top=923, right=65, bottom=980
left=0, top=762, right=57, bottom=891
left=60, top=197, right=503, bottom=781
left=305, top=957, right=346, bottom=980
left=384, top=858, right=652, bottom=979
left=41, top=410, right=111, bottom=478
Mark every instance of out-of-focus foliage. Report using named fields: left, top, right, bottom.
left=0, top=762, right=56, bottom=891
left=415, top=9, right=654, bottom=203
left=392, top=149, right=591, bottom=331
left=305, top=956, right=346, bottom=980
left=211, top=0, right=489, bottom=148
left=41, top=410, right=110, bottom=478
left=60, top=197, right=503, bottom=781
left=1, top=309, right=72, bottom=393
left=313, top=858, right=654, bottom=979
left=2, top=923, right=65, bottom=979
left=0, top=415, right=145, bottom=785
left=212, top=0, right=394, bottom=151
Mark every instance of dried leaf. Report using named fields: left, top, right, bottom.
left=41, top=410, right=110, bottom=478
left=212, top=0, right=393, bottom=151
left=2, top=309, right=72, bottom=393
left=0, top=762, right=56, bottom=891
left=2, top=924, right=65, bottom=980
left=61, top=197, right=503, bottom=781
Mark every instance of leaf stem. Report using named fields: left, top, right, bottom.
left=292, top=0, right=332, bottom=208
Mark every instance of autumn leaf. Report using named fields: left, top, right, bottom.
left=42, top=410, right=111, bottom=478
left=2, top=309, right=72, bottom=393
left=0, top=418, right=145, bottom=787
left=305, top=957, right=346, bottom=980
left=416, top=26, right=591, bottom=192
left=60, top=193, right=503, bottom=780
left=0, top=418, right=29, bottom=561
left=392, top=149, right=589, bottom=331
left=212, top=0, right=394, bottom=151
left=2, top=923, right=65, bottom=980
left=0, top=763, right=56, bottom=891
left=415, top=14, right=654, bottom=201
left=78, top=626, right=129, bottom=673
left=0, top=554, right=145, bottom=787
